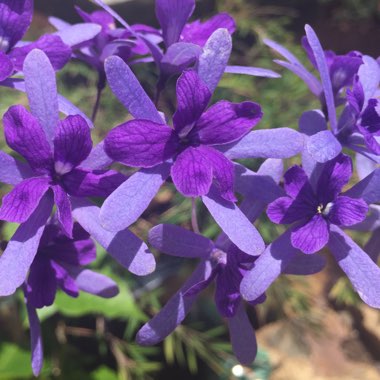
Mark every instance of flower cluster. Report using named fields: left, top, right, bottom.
left=0, top=0, right=379, bottom=376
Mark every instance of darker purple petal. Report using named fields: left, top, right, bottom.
left=327, top=195, right=368, bottom=226
left=173, top=70, right=211, bottom=135
left=51, top=261, right=79, bottom=298
left=0, top=0, right=33, bottom=50
left=53, top=115, right=92, bottom=174
left=9, top=35, right=71, bottom=71
left=26, top=303, right=43, bottom=377
left=291, top=214, right=329, bottom=254
left=25, top=257, right=57, bottom=308
left=228, top=304, right=257, bottom=365
left=361, top=99, right=380, bottom=133
left=0, top=51, right=13, bottom=81
left=3, top=105, right=53, bottom=173
left=316, top=154, right=353, bottom=204
left=198, top=145, right=236, bottom=202
left=149, top=224, right=214, bottom=258
left=0, top=177, right=50, bottom=223
left=267, top=196, right=315, bottom=224
left=329, top=54, right=362, bottom=92
left=181, top=13, right=236, bottom=47
left=62, top=168, right=126, bottom=198
left=105, top=120, right=179, bottom=168
left=171, top=146, right=213, bottom=198
left=155, top=0, right=195, bottom=46
left=215, top=267, right=241, bottom=318
left=52, top=185, right=73, bottom=238
left=76, top=6, right=114, bottom=30
left=160, top=42, right=202, bottom=77
left=190, top=101, right=262, bottom=145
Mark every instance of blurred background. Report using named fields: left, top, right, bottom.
left=0, top=0, right=379, bottom=379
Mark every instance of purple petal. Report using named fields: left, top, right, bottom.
left=26, top=303, right=43, bottom=377
left=316, top=154, right=352, bottom=205
left=23, top=49, right=59, bottom=144
left=199, top=146, right=236, bottom=202
left=257, top=158, right=284, bottom=183
left=173, top=70, right=211, bottom=134
left=0, top=0, right=33, bottom=49
left=148, top=224, right=213, bottom=258
left=344, top=168, right=380, bottom=204
left=358, top=55, right=380, bottom=106
left=273, top=60, right=322, bottom=96
left=196, top=28, right=232, bottom=93
left=202, top=186, right=265, bottom=256
left=70, top=268, right=119, bottom=298
left=306, top=130, right=342, bottom=163
left=328, top=195, right=368, bottom=226
left=328, top=225, right=380, bottom=308
left=220, top=128, right=304, bottom=159
left=81, top=141, right=113, bottom=170
left=136, top=261, right=212, bottom=345
left=240, top=230, right=298, bottom=301
left=53, top=115, right=92, bottom=174
left=49, top=16, right=71, bottom=31
left=225, top=65, right=280, bottom=78
left=171, top=146, right=213, bottom=198
left=228, top=304, right=257, bottom=365
left=3, top=105, right=53, bottom=173
left=0, top=51, right=13, bottom=81
left=100, top=163, right=171, bottom=231
left=283, top=165, right=316, bottom=201
left=299, top=109, right=327, bottom=135
left=291, top=214, right=329, bottom=254
left=52, top=185, right=73, bottom=238
left=25, top=257, right=57, bottom=308
left=53, top=23, right=101, bottom=47
left=0, top=177, right=50, bottom=223
left=155, top=0, right=194, bottom=46
left=105, top=120, right=179, bottom=168
left=104, top=55, right=164, bottom=124
left=283, top=251, right=326, bottom=275
left=0, top=151, right=33, bottom=185
left=190, top=101, right=262, bottom=145
left=160, top=42, right=202, bottom=77
left=263, top=38, right=304, bottom=66
left=329, top=55, right=363, bottom=92
left=63, top=168, right=126, bottom=198
left=267, top=196, right=314, bottom=224
left=182, top=13, right=236, bottom=47
left=305, top=25, right=337, bottom=132
left=9, top=35, right=71, bottom=72
left=71, top=198, right=156, bottom=276
left=0, top=194, right=53, bottom=296
left=1, top=77, right=94, bottom=129
left=215, top=268, right=241, bottom=318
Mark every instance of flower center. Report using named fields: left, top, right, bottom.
left=210, top=249, right=227, bottom=266
left=316, top=202, right=333, bottom=216
left=0, top=36, right=9, bottom=52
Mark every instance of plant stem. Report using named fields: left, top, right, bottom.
left=191, top=198, right=200, bottom=234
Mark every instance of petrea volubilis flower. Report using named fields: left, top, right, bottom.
left=0, top=49, right=155, bottom=301
left=241, top=154, right=380, bottom=309
left=21, top=221, right=119, bottom=376
left=0, top=0, right=71, bottom=82
left=266, top=25, right=380, bottom=165
left=136, top=160, right=326, bottom=363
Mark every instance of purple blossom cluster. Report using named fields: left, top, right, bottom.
left=0, top=0, right=379, bottom=375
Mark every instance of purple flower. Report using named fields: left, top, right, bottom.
left=268, top=25, right=380, bottom=165
left=105, top=69, right=262, bottom=202
left=267, top=154, right=368, bottom=253
left=0, top=49, right=155, bottom=301
left=136, top=161, right=326, bottom=363
left=0, top=0, right=71, bottom=82
left=137, top=224, right=261, bottom=364
left=22, top=220, right=119, bottom=376
left=241, top=154, right=380, bottom=309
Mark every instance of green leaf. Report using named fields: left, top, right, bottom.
left=91, top=366, right=118, bottom=380
left=0, top=343, right=32, bottom=379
